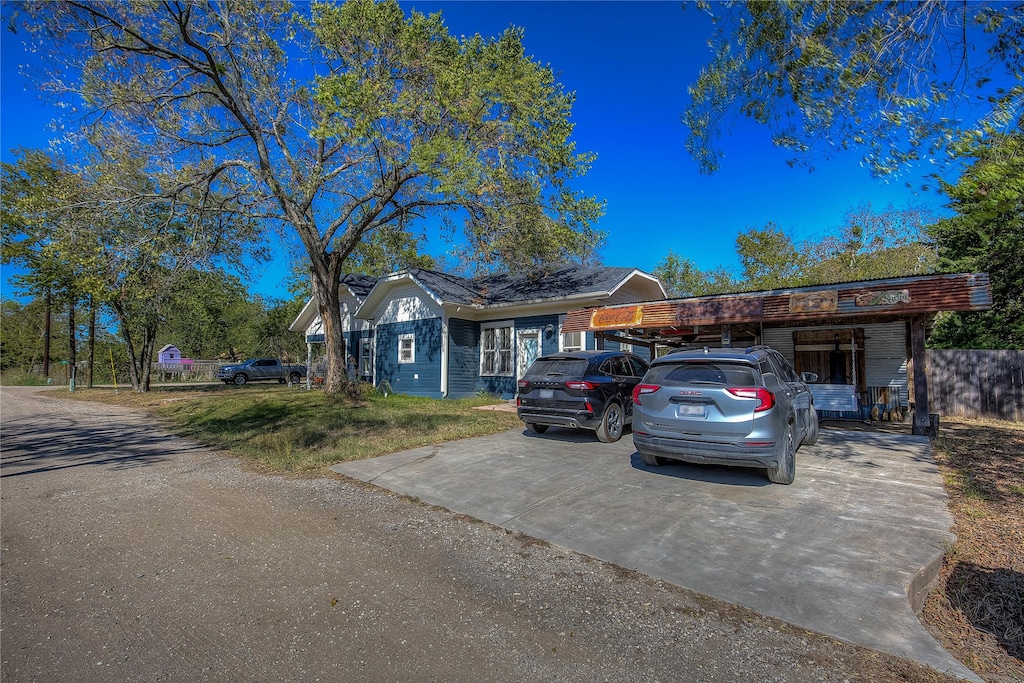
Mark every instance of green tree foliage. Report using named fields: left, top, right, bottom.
left=657, top=203, right=937, bottom=295
left=345, top=226, right=437, bottom=276
left=685, top=1, right=1023, bottom=176
left=25, top=0, right=605, bottom=392
left=0, top=298, right=52, bottom=374
left=653, top=251, right=736, bottom=298
left=1, top=149, right=105, bottom=383
left=803, top=203, right=938, bottom=284
left=735, top=223, right=805, bottom=290
left=2, top=146, right=262, bottom=390
left=157, top=270, right=263, bottom=362
left=928, top=133, right=1024, bottom=349
left=249, top=297, right=309, bottom=363
left=0, top=296, right=125, bottom=384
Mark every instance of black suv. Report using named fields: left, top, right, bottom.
left=516, top=350, right=649, bottom=443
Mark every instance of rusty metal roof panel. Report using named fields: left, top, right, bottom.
left=561, top=273, right=992, bottom=333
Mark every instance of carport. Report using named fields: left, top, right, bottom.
left=560, top=272, right=992, bottom=436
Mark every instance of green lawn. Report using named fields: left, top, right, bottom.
left=58, top=384, right=523, bottom=473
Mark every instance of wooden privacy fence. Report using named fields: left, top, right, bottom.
left=926, top=349, right=1024, bottom=421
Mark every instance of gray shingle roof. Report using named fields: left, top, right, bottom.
left=339, top=273, right=380, bottom=301
left=395, top=265, right=638, bottom=306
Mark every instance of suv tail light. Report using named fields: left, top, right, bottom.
left=517, top=379, right=530, bottom=390
left=726, top=387, right=775, bottom=412
left=632, top=384, right=660, bottom=405
left=565, top=380, right=597, bottom=391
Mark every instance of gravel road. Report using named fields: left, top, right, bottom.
left=0, top=387, right=959, bottom=682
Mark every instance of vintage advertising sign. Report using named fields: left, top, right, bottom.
left=854, top=289, right=911, bottom=307
left=591, top=305, right=644, bottom=329
left=789, top=290, right=838, bottom=313
left=675, top=297, right=764, bottom=324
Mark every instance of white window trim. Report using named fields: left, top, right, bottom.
left=360, top=337, right=372, bottom=375
left=480, top=320, right=514, bottom=377
left=559, top=316, right=584, bottom=352
left=560, top=330, right=584, bottom=352
left=398, top=333, right=415, bottom=364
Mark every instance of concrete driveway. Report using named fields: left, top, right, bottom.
left=332, top=426, right=977, bottom=682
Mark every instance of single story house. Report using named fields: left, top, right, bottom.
left=290, top=265, right=666, bottom=398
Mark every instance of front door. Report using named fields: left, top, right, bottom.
left=516, top=329, right=541, bottom=382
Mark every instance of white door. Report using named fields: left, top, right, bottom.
left=517, top=329, right=541, bottom=382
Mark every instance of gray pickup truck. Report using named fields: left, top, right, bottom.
left=217, top=358, right=306, bottom=385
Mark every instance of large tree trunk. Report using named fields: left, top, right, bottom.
left=305, top=243, right=365, bottom=395
left=310, top=254, right=348, bottom=394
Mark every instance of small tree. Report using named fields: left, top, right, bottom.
left=735, top=223, right=806, bottom=290
left=653, top=250, right=736, bottom=298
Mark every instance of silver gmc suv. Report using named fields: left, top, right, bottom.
left=632, top=346, right=819, bottom=484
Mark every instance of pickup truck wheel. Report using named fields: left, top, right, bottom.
left=289, top=372, right=301, bottom=384
left=232, top=374, right=248, bottom=386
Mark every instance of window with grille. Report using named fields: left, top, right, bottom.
left=560, top=330, right=583, bottom=352
left=398, top=334, right=415, bottom=364
left=481, top=323, right=513, bottom=376
left=360, top=338, right=372, bottom=375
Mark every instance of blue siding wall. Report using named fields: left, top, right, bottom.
left=447, top=314, right=563, bottom=399
left=447, top=318, right=480, bottom=398
left=478, top=314, right=562, bottom=399
left=376, top=319, right=443, bottom=398
left=346, top=330, right=373, bottom=381
left=514, top=314, right=561, bottom=357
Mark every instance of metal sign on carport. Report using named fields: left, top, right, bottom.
left=561, top=272, right=993, bottom=437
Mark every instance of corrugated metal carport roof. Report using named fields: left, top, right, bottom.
left=561, top=272, right=992, bottom=335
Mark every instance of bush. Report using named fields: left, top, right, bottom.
left=0, top=368, right=50, bottom=386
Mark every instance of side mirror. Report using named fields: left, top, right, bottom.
left=801, top=372, right=818, bottom=383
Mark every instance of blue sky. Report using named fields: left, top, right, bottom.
left=1, top=1, right=948, bottom=301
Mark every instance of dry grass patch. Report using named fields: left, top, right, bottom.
left=57, top=384, right=522, bottom=473
left=921, top=417, right=1024, bottom=683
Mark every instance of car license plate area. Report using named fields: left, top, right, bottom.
left=539, top=389, right=555, bottom=399
left=676, top=403, right=706, bottom=418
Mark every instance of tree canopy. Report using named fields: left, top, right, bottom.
left=927, top=132, right=1024, bottom=349
left=653, top=201, right=938, bottom=297
left=22, top=0, right=605, bottom=391
left=685, top=1, right=1023, bottom=176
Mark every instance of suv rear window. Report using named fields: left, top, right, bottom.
left=645, top=361, right=757, bottom=386
left=524, top=358, right=589, bottom=378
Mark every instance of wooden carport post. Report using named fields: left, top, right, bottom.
left=910, top=314, right=933, bottom=436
